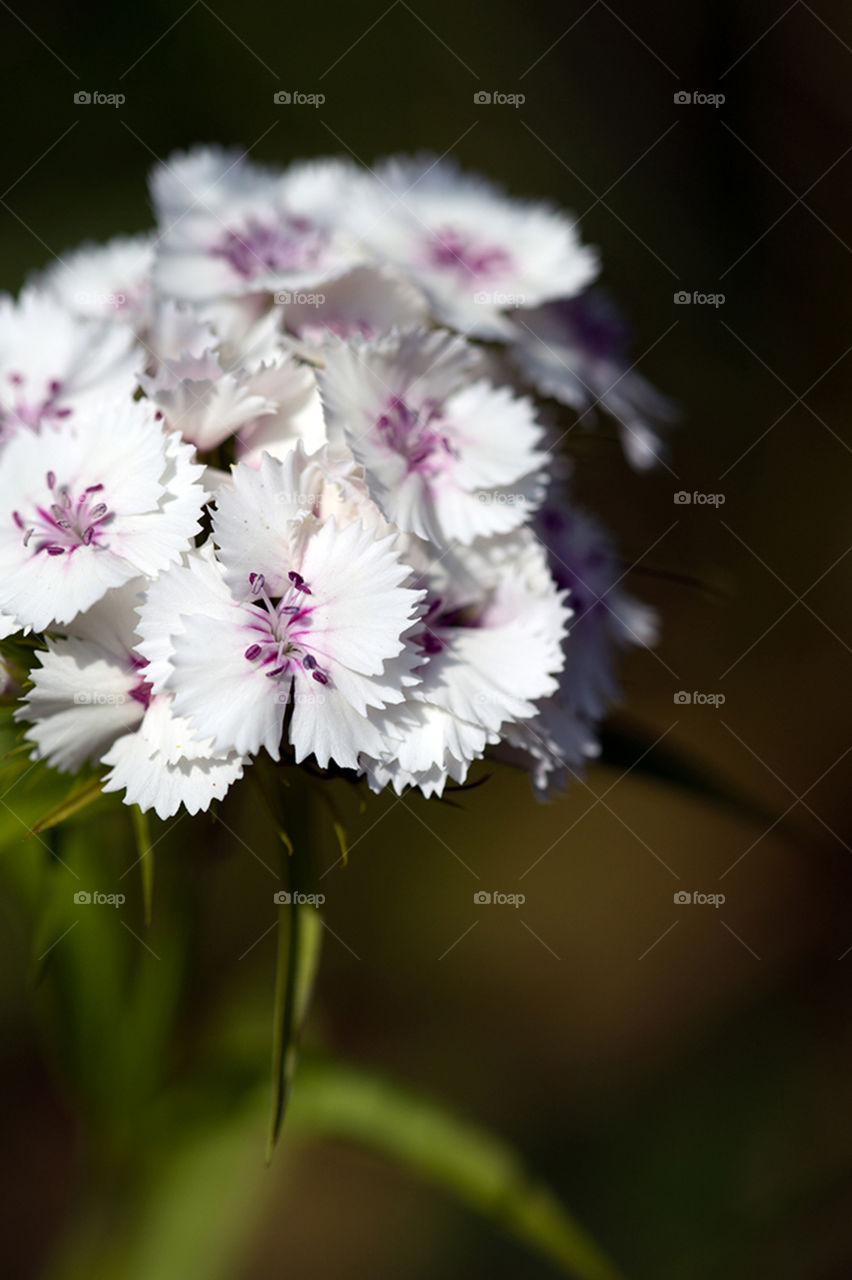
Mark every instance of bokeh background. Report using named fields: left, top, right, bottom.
left=2, top=1, right=852, bottom=1277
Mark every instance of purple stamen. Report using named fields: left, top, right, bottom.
left=312, top=670, right=328, bottom=685
left=18, top=474, right=112, bottom=556
left=426, top=225, right=513, bottom=280
left=244, top=644, right=262, bottom=660
left=212, top=215, right=329, bottom=281
left=376, top=396, right=454, bottom=476
left=288, top=570, right=311, bottom=595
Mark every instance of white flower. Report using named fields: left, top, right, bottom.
left=153, top=157, right=364, bottom=304
left=135, top=448, right=424, bottom=770
left=0, top=289, right=141, bottom=442
left=509, top=290, right=678, bottom=470
left=15, top=580, right=245, bottom=818
left=150, top=145, right=281, bottom=228
left=278, top=264, right=428, bottom=352
left=360, top=531, right=569, bottom=796
left=0, top=398, right=206, bottom=633
left=343, top=155, right=598, bottom=338
left=36, top=234, right=154, bottom=329
left=234, top=357, right=326, bottom=465
left=319, top=327, right=547, bottom=545
left=141, top=301, right=322, bottom=455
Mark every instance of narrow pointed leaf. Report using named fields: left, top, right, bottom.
left=290, top=1057, right=624, bottom=1280
left=266, top=898, right=323, bottom=1160
left=28, top=775, right=105, bottom=837
left=331, top=819, right=348, bottom=867
left=131, top=805, right=154, bottom=926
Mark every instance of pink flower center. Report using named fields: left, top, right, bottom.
left=242, top=571, right=330, bottom=686
left=13, top=472, right=110, bottom=557
left=425, top=227, right=513, bottom=279
left=213, top=215, right=329, bottom=281
left=1, top=372, right=72, bottom=437
left=376, top=396, right=455, bottom=476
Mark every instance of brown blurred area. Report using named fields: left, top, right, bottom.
left=1, top=1, right=852, bottom=1278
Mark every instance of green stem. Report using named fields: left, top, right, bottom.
left=261, top=770, right=324, bottom=1161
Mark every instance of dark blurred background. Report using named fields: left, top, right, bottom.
left=2, top=1, right=852, bottom=1277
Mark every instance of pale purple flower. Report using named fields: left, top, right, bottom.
left=509, top=289, right=678, bottom=470
left=153, top=155, right=364, bottom=304
left=343, top=155, right=598, bottom=338
left=319, top=327, right=547, bottom=545
left=504, top=501, right=658, bottom=792
left=278, top=264, right=428, bottom=352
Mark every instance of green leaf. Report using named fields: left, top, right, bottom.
left=266, top=898, right=323, bottom=1160
left=28, top=774, right=105, bottom=837
left=290, top=1057, right=625, bottom=1280
left=599, top=715, right=804, bottom=844
left=131, top=805, right=154, bottom=926
left=331, top=818, right=348, bottom=867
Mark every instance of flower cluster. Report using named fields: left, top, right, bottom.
left=0, top=146, right=668, bottom=818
